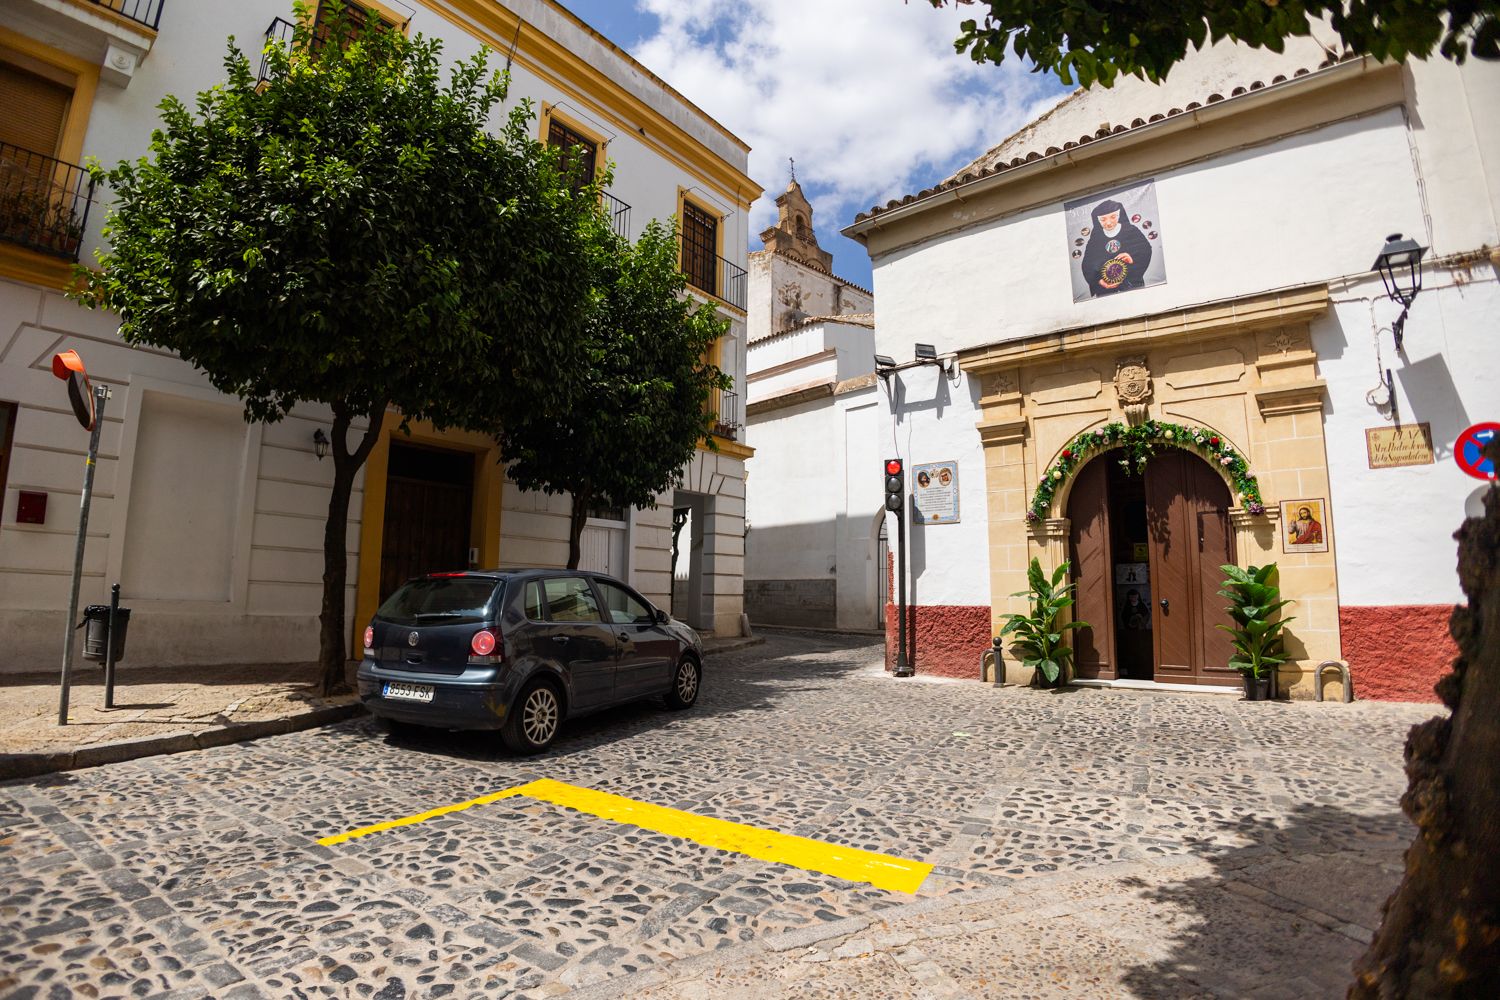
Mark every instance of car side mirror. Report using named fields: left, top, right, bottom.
left=654, top=608, right=669, bottom=624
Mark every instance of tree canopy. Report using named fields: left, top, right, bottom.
left=74, top=1, right=600, bottom=691
left=496, top=215, right=730, bottom=570
left=925, top=0, right=1499, bottom=86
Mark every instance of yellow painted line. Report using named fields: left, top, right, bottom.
left=317, top=778, right=933, bottom=894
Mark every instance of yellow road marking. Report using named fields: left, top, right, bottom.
left=317, top=778, right=933, bottom=894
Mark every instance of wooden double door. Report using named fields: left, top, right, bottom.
left=1067, top=449, right=1236, bottom=685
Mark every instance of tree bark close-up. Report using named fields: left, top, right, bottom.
left=1351, top=457, right=1500, bottom=997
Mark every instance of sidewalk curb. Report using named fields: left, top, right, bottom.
left=703, top=636, right=767, bottom=655
left=0, top=702, right=366, bottom=782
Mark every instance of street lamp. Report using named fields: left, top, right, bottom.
left=312, top=428, right=330, bottom=460
left=1372, top=233, right=1428, bottom=352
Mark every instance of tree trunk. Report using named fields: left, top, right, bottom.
left=1350, top=473, right=1500, bottom=997
left=566, top=485, right=592, bottom=571
left=317, top=401, right=386, bottom=697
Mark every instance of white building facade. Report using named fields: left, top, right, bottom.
left=0, top=0, right=759, bottom=672
left=743, top=178, right=882, bottom=629
left=839, top=39, right=1499, bottom=699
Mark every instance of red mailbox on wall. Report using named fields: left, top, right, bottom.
left=16, top=490, right=46, bottom=524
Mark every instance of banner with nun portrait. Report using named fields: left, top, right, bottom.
left=1064, top=180, right=1167, bottom=303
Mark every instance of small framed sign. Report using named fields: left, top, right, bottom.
left=913, top=461, right=959, bottom=524
left=1281, top=498, right=1330, bottom=554
left=1365, top=423, right=1435, bottom=469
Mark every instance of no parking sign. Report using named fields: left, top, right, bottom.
left=1455, top=422, right=1500, bottom=481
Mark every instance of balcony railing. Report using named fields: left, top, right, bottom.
left=712, top=387, right=741, bottom=441
left=261, top=17, right=294, bottom=81
left=0, top=143, right=96, bottom=261
left=602, top=190, right=630, bottom=239
left=683, top=251, right=747, bottom=311
left=90, top=0, right=165, bottom=31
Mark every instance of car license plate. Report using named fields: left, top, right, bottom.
left=383, top=681, right=434, bottom=703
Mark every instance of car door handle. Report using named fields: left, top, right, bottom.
left=551, top=635, right=571, bottom=644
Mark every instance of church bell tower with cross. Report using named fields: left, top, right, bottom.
left=759, top=159, right=834, bottom=271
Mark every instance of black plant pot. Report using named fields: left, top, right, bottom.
left=1241, top=674, right=1271, bottom=701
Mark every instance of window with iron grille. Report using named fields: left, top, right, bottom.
left=546, top=117, right=598, bottom=192
left=314, top=1, right=400, bottom=50
left=681, top=200, right=717, bottom=297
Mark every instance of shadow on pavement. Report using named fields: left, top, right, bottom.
left=1115, top=802, right=1409, bottom=998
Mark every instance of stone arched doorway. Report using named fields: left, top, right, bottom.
left=1066, top=448, right=1236, bottom=685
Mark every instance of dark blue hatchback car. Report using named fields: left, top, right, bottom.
left=356, top=569, right=704, bottom=754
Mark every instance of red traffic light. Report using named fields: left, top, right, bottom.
left=885, top=459, right=903, bottom=475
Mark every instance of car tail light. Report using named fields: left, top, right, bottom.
left=471, top=629, right=498, bottom=657
left=363, top=626, right=374, bottom=650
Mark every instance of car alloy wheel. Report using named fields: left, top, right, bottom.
left=676, top=661, right=699, bottom=703
left=665, top=657, right=700, bottom=710
left=522, top=686, right=559, bottom=746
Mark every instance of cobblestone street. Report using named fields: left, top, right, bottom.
left=1, top=631, right=1437, bottom=998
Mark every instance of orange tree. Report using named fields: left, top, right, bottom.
left=73, top=2, right=599, bottom=694
left=925, top=0, right=1498, bottom=86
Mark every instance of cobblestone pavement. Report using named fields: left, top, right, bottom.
left=0, top=631, right=1437, bottom=998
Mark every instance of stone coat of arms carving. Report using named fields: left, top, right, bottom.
left=1114, top=357, right=1152, bottom=425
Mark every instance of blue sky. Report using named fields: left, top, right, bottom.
left=555, top=1, right=1070, bottom=289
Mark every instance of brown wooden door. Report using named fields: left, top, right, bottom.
left=380, top=476, right=472, bottom=602
left=1145, top=451, right=1235, bottom=684
left=1067, top=457, right=1115, bottom=679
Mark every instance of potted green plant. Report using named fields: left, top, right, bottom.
left=999, top=558, right=1089, bottom=689
left=1216, top=563, right=1294, bottom=701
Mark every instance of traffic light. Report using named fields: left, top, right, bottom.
left=884, top=458, right=905, bottom=513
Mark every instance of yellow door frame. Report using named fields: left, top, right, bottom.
left=352, top=412, right=505, bottom=651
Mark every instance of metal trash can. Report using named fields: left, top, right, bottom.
left=81, top=604, right=130, bottom=663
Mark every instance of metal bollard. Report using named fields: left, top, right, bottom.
left=1314, top=659, right=1354, bottom=703
left=980, top=637, right=1007, bottom=686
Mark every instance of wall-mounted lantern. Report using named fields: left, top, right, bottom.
left=1372, top=232, right=1428, bottom=352
left=312, top=428, right=330, bottom=461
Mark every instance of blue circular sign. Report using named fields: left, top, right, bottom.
left=1456, top=423, right=1499, bottom=481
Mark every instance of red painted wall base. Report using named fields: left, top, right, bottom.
left=884, top=604, right=993, bottom=679
left=1339, top=604, right=1456, bottom=703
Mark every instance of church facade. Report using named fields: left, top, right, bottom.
left=843, top=39, right=1499, bottom=700
left=743, top=177, right=882, bottom=630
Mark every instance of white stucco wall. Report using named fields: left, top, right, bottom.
left=866, top=65, right=1499, bottom=615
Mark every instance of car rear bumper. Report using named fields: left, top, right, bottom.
left=357, top=659, right=514, bottom=730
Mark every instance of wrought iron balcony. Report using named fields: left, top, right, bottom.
left=602, top=190, right=630, bottom=239
left=90, top=0, right=165, bottom=31
left=712, top=387, right=741, bottom=441
left=0, top=143, right=97, bottom=261
left=682, top=249, right=747, bottom=311
left=260, top=17, right=294, bottom=81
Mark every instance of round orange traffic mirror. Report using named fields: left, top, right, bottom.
left=51, top=350, right=95, bottom=431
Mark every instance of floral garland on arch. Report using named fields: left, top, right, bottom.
left=1026, top=420, right=1267, bottom=524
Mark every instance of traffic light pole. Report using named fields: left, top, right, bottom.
left=894, top=503, right=911, bottom=677
left=59, top=384, right=109, bottom=726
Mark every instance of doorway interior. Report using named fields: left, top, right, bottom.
left=379, top=442, right=475, bottom=602
left=1067, top=447, right=1236, bottom=686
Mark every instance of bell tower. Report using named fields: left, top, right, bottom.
left=759, top=161, right=833, bottom=271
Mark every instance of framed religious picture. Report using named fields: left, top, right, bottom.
left=1281, top=498, right=1330, bottom=554
left=1064, top=179, right=1168, bottom=303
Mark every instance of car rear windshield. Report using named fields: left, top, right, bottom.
left=377, top=577, right=500, bottom=626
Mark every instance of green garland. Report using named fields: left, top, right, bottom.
left=1027, top=420, right=1266, bottom=523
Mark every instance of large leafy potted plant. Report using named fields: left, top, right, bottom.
left=999, top=558, right=1089, bottom=689
left=1216, top=563, right=1294, bottom=701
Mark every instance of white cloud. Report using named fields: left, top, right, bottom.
left=630, top=0, right=1068, bottom=245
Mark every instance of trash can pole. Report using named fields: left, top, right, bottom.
left=104, top=583, right=120, bottom=709
left=59, top=385, right=109, bottom=726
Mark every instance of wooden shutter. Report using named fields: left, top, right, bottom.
left=0, top=62, right=71, bottom=158
left=682, top=201, right=717, bottom=296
